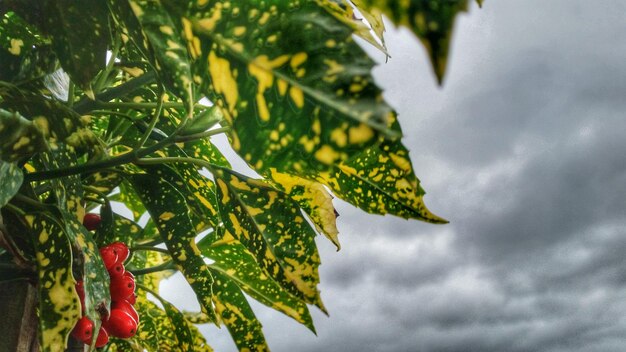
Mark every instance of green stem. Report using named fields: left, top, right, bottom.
left=131, top=261, right=175, bottom=276
left=136, top=85, right=165, bottom=149
left=136, top=283, right=168, bottom=302
left=96, top=101, right=204, bottom=111
left=67, top=81, right=75, bottom=107
left=136, top=156, right=214, bottom=172
left=23, top=136, right=171, bottom=182
left=130, top=245, right=170, bottom=256
left=12, top=194, right=49, bottom=209
left=94, top=37, right=122, bottom=94
left=2, top=204, right=25, bottom=216
left=23, top=126, right=229, bottom=182
left=174, top=126, right=230, bottom=143
left=73, top=72, right=156, bottom=114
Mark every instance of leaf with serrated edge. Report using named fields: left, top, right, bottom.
left=353, top=0, right=469, bottom=83
left=317, top=113, right=446, bottom=223
left=130, top=173, right=218, bottom=323
left=200, top=230, right=316, bottom=331
left=268, top=169, right=340, bottom=250
left=317, top=0, right=388, bottom=56
left=182, top=1, right=397, bottom=175
left=213, top=166, right=325, bottom=310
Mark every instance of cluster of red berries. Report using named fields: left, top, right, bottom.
left=71, top=214, right=139, bottom=347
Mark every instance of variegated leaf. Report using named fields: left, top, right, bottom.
left=130, top=173, right=218, bottom=323
left=128, top=0, right=194, bottom=111
left=182, top=0, right=397, bottom=175
left=200, top=230, right=316, bottom=331
left=59, top=209, right=111, bottom=324
left=0, top=108, right=47, bottom=162
left=0, top=161, right=23, bottom=207
left=140, top=162, right=219, bottom=231
left=317, top=114, right=446, bottom=223
left=318, top=0, right=388, bottom=55
left=0, top=87, right=98, bottom=154
left=268, top=169, right=340, bottom=249
left=146, top=290, right=195, bottom=351
left=353, top=0, right=469, bottom=83
left=42, top=0, right=110, bottom=92
left=213, top=167, right=325, bottom=310
left=210, top=269, right=269, bottom=351
left=24, top=212, right=81, bottom=352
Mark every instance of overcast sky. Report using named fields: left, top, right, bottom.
left=161, top=1, right=626, bottom=351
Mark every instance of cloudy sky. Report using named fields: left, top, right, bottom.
left=162, top=1, right=626, bottom=351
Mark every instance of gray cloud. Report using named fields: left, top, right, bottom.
left=159, top=1, right=626, bottom=351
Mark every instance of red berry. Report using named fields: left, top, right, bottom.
left=127, top=293, right=137, bottom=305
left=71, top=316, right=94, bottom=344
left=112, top=300, right=139, bottom=324
left=110, top=275, right=135, bottom=301
left=95, top=326, right=109, bottom=348
left=83, top=213, right=101, bottom=231
left=109, top=242, right=130, bottom=263
left=99, top=247, right=118, bottom=270
left=104, top=309, right=138, bottom=339
left=108, top=263, right=126, bottom=279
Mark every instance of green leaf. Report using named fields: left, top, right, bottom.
left=318, top=0, right=388, bottom=56
left=353, top=0, right=469, bottom=83
left=317, top=114, right=447, bottom=223
left=129, top=173, right=219, bottom=323
left=59, top=209, right=111, bottom=324
left=0, top=161, right=23, bottom=207
left=106, top=0, right=155, bottom=63
left=43, top=0, right=110, bottom=92
left=200, top=231, right=316, bottom=331
left=146, top=289, right=196, bottom=351
left=24, top=212, right=81, bottom=352
left=0, top=108, right=47, bottom=162
left=140, top=162, right=220, bottom=231
left=213, top=167, right=325, bottom=310
left=268, top=169, right=340, bottom=250
left=128, top=0, right=194, bottom=111
left=210, top=269, right=269, bottom=351
left=111, top=180, right=146, bottom=220
left=183, top=1, right=397, bottom=175
left=0, top=87, right=99, bottom=153
left=131, top=296, right=162, bottom=351
left=0, top=11, right=45, bottom=56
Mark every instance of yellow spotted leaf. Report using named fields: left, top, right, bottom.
left=268, top=169, right=340, bottom=250
left=213, top=166, right=325, bottom=310
left=130, top=173, right=219, bottom=324
left=183, top=0, right=398, bottom=175
left=353, top=0, right=470, bottom=83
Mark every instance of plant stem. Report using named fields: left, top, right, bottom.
left=23, top=127, right=230, bottom=181
left=73, top=72, right=156, bottom=114
left=136, top=156, right=214, bottom=171
left=131, top=261, right=175, bottom=276
left=174, top=126, right=230, bottom=143
left=23, top=136, right=170, bottom=182
left=135, top=86, right=165, bottom=149
left=130, top=245, right=170, bottom=255
left=95, top=101, right=204, bottom=111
